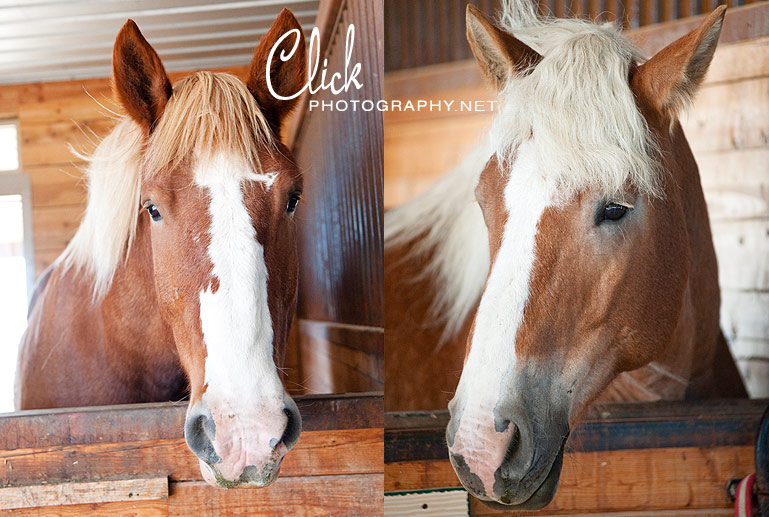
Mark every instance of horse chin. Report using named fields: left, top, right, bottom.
left=199, top=457, right=284, bottom=489
left=477, top=442, right=565, bottom=511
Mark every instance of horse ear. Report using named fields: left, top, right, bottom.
left=112, top=20, right=172, bottom=132
left=247, top=8, right=307, bottom=136
left=632, top=6, right=726, bottom=120
left=466, top=4, right=541, bottom=90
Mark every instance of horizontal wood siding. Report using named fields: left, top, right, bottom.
left=385, top=400, right=767, bottom=515
left=0, top=394, right=384, bottom=515
left=382, top=3, right=769, bottom=397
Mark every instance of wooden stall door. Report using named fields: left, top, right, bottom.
left=291, top=0, right=384, bottom=394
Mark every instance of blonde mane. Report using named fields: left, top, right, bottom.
left=385, top=0, right=661, bottom=342
left=59, top=71, right=275, bottom=297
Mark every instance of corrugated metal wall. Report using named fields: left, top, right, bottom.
left=384, top=0, right=767, bottom=71
left=292, top=0, right=384, bottom=394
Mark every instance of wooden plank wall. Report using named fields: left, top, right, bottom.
left=384, top=399, right=767, bottom=515
left=383, top=3, right=769, bottom=397
left=291, top=0, right=385, bottom=395
left=0, top=77, right=113, bottom=275
left=0, top=393, right=384, bottom=516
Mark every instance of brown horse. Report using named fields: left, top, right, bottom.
left=16, top=10, right=308, bottom=489
left=384, top=0, right=747, bottom=509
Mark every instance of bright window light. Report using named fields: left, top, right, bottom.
left=0, top=194, right=27, bottom=412
left=0, top=124, right=20, bottom=172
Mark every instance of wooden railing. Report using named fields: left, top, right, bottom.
left=385, top=399, right=767, bottom=515
left=0, top=393, right=383, bottom=516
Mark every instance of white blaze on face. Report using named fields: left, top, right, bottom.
left=196, top=153, right=285, bottom=438
left=449, top=142, right=557, bottom=496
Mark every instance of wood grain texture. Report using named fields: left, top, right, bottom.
left=385, top=399, right=767, bottom=463
left=0, top=500, right=167, bottom=517
left=26, top=164, right=86, bottom=209
left=0, top=394, right=383, bottom=450
left=0, top=476, right=168, bottom=510
left=0, top=395, right=384, bottom=513
left=4, top=474, right=382, bottom=517
left=385, top=446, right=755, bottom=513
left=681, top=77, right=769, bottom=154
left=385, top=401, right=765, bottom=513
left=0, top=429, right=382, bottom=486
left=712, top=219, right=769, bottom=291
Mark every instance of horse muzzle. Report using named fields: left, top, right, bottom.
left=184, top=394, right=302, bottom=488
left=446, top=394, right=569, bottom=508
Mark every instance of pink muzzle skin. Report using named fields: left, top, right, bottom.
left=185, top=394, right=302, bottom=488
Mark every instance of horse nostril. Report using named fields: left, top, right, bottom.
left=184, top=410, right=220, bottom=465
left=502, top=425, right=522, bottom=465
left=280, top=398, right=302, bottom=450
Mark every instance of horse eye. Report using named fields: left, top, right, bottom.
left=145, top=204, right=162, bottom=222
left=286, top=193, right=301, bottom=214
left=601, top=202, right=629, bottom=222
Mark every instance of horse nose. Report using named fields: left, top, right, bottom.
left=184, top=401, right=220, bottom=465
left=447, top=413, right=530, bottom=502
left=185, top=394, right=303, bottom=488
left=280, top=394, right=302, bottom=450
left=185, top=396, right=301, bottom=463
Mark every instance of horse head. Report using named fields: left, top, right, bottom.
left=447, top=2, right=726, bottom=508
left=111, top=10, right=306, bottom=488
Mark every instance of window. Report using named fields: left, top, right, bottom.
left=0, top=121, right=33, bottom=412
left=0, top=121, right=20, bottom=173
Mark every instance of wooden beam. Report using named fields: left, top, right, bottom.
left=0, top=393, right=383, bottom=451
left=0, top=475, right=167, bottom=511
left=386, top=398, right=767, bottom=463
left=7, top=473, right=381, bottom=516
left=386, top=445, right=754, bottom=514
left=0, top=428, right=383, bottom=486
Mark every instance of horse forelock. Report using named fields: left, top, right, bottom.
left=146, top=71, right=276, bottom=181
left=491, top=13, right=662, bottom=200
left=59, top=71, right=277, bottom=299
